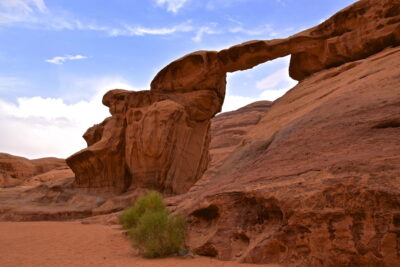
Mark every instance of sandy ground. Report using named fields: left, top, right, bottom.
left=0, top=221, right=281, bottom=267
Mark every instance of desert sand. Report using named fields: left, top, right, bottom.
left=0, top=221, right=281, bottom=267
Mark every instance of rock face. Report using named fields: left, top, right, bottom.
left=67, top=0, right=400, bottom=195
left=195, top=101, right=273, bottom=189
left=0, top=153, right=72, bottom=188
left=67, top=89, right=221, bottom=194
left=169, top=46, right=400, bottom=266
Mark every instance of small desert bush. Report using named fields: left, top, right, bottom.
left=118, top=191, right=165, bottom=229
left=119, top=191, right=186, bottom=258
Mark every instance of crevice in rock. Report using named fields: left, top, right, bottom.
left=123, top=165, right=132, bottom=192
left=191, top=204, right=220, bottom=221
left=232, top=232, right=250, bottom=243
left=393, top=213, right=400, bottom=227
left=372, top=119, right=400, bottom=129
left=193, top=242, right=219, bottom=257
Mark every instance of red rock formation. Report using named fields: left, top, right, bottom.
left=0, top=153, right=72, bottom=188
left=152, top=0, right=400, bottom=85
left=67, top=89, right=220, bottom=194
left=195, top=101, right=273, bottom=189
left=67, top=0, right=400, bottom=198
left=170, top=46, right=400, bottom=266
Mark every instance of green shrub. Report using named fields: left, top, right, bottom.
left=119, top=191, right=186, bottom=258
left=129, top=210, right=186, bottom=258
left=118, top=191, right=165, bottom=229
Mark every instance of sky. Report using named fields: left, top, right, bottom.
left=0, top=0, right=358, bottom=159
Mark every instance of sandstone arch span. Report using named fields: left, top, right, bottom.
left=66, top=0, right=400, bottom=194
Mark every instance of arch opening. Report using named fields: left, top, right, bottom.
left=223, top=55, right=298, bottom=113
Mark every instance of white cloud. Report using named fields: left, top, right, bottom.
left=109, top=21, right=193, bottom=37
left=0, top=0, right=288, bottom=42
left=223, top=83, right=295, bottom=112
left=222, top=94, right=260, bottom=112
left=256, top=66, right=297, bottom=100
left=192, top=25, right=217, bottom=42
left=0, top=3, right=196, bottom=39
left=51, top=20, right=194, bottom=37
left=45, top=54, right=87, bottom=65
left=0, top=0, right=48, bottom=25
left=0, top=0, right=47, bottom=14
left=0, top=77, right=137, bottom=159
left=259, top=88, right=290, bottom=100
left=0, top=0, right=295, bottom=44
left=223, top=56, right=298, bottom=112
left=256, top=68, right=288, bottom=90
left=155, top=0, right=189, bottom=13
left=228, top=22, right=297, bottom=39
left=229, top=24, right=277, bottom=37
left=0, top=0, right=194, bottom=38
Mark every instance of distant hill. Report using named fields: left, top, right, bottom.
left=0, top=153, right=72, bottom=187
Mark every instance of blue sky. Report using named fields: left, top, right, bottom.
left=0, top=0, right=357, bottom=158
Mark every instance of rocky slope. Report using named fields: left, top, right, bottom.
left=0, top=153, right=72, bottom=188
left=195, top=101, right=272, bottom=189
left=210, top=101, right=272, bottom=162
left=169, top=46, right=400, bottom=266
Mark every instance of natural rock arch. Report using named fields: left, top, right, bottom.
left=66, top=0, right=400, bottom=194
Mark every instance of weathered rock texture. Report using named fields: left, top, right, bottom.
left=193, top=101, right=273, bottom=189
left=0, top=153, right=72, bottom=188
left=67, top=0, right=400, bottom=196
left=67, top=89, right=220, bottom=194
left=167, top=45, right=400, bottom=266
